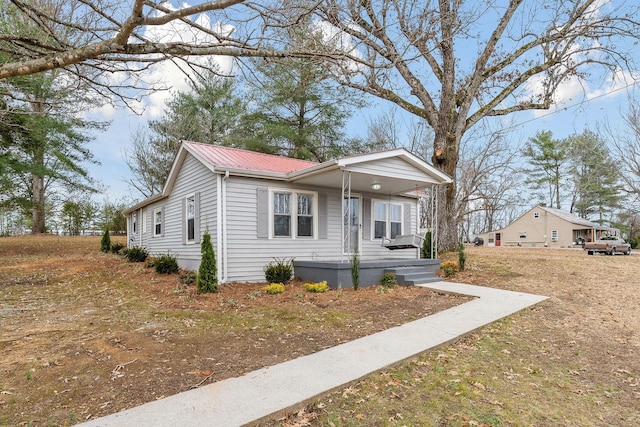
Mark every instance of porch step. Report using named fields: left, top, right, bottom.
left=384, top=267, right=440, bottom=286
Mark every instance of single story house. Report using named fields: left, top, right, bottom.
left=476, top=205, right=617, bottom=248
left=124, top=141, right=452, bottom=287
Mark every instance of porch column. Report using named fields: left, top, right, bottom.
left=341, top=170, right=352, bottom=262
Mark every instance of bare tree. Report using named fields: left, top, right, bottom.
left=611, top=100, right=640, bottom=202
left=316, top=0, right=640, bottom=248
left=0, top=0, right=321, bottom=105
left=457, top=126, right=523, bottom=238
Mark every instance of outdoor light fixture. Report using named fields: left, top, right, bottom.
left=371, top=183, right=382, bottom=190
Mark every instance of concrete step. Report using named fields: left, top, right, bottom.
left=384, top=267, right=438, bottom=286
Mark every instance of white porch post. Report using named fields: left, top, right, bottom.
left=341, top=170, right=352, bottom=262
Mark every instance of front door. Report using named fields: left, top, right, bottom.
left=343, top=196, right=361, bottom=254
left=495, top=232, right=501, bottom=247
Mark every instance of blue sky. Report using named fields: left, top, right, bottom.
left=84, top=1, right=640, bottom=205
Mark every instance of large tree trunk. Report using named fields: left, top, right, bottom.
left=32, top=173, right=45, bottom=234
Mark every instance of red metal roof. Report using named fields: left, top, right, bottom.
left=184, top=141, right=318, bottom=174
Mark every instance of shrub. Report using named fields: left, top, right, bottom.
left=197, top=230, right=218, bottom=293
left=145, top=258, right=156, bottom=268
left=350, top=249, right=360, bottom=290
left=422, top=230, right=433, bottom=259
left=264, top=258, right=294, bottom=284
left=125, top=246, right=148, bottom=262
left=110, top=242, right=125, bottom=254
left=380, top=272, right=397, bottom=288
left=154, top=253, right=179, bottom=274
left=179, top=271, right=197, bottom=285
left=440, top=260, right=459, bottom=278
left=100, top=229, right=111, bottom=253
left=304, top=281, right=328, bottom=293
left=458, top=239, right=466, bottom=272
left=264, top=283, right=285, bottom=294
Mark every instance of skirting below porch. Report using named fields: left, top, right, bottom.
left=293, top=258, right=442, bottom=289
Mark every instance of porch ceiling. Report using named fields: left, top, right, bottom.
left=291, top=168, right=439, bottom=195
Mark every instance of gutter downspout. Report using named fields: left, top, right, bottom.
left=216, top=174, right=223, bottom=283
left=222, top=170, right=229, bottom=283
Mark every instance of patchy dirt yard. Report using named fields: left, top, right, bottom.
left=0, top=235, right=467, bottom=426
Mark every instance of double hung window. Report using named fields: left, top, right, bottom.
left=272, top=190, right=316, bottom=238
left=372, top=201, right=403, bottom=239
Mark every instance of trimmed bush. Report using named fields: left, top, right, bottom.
left=422, top=230, right=433, bottom=259
left=125, top=246, right=148, bottom=262
left=264, top=258, right=294, bottom=284
left=304, top=281, right=328, bottom=293
left=380, top=272, right=397, bottom=288
left=458, top=239, right=466, bottom=272
left=110, top=242, right=125, bottom=254
left=100, top=229, right=111, bottom=253
left=264, top=283, right=285, bottom=294
left=351, top=249, right=360, bottom=290
left=154, top=253, right=179, bottom=274
left=197, top=230, right=218, bottom=293
left=440, top=260, right=459, bottom=278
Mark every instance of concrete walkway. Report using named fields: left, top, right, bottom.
left=78, top=282, right=547, bottom=427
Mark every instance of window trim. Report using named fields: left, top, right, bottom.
left=371, top=199, right=404, bottom=240
left=132, top=212, right=137, bottom=234
left=551, top=229, right=558, bottom=242
left=185, top=193, right=196, bottom=244
left=153, top=207, right=163, bottom=237
left=269, top=188, right=318, bottom=239
left=533, top=211, right=540, bottom=219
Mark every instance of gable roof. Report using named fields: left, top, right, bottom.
left=537, top=206, right=598, bottom=228
left=185, top=141, right=317, bottom=174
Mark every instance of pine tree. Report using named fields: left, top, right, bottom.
left=100, top=228, right=111, bottom=253
left=197, top=230, right=217, bottom=293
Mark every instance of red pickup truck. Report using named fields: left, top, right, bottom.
left=584, top=237, right=632, bottom=255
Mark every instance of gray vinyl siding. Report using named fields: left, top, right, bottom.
left=346, top=157, right=439, bottom=183
left=143, top=153, right=217, bottom=269
left=222, top=179, right=419, bottom=282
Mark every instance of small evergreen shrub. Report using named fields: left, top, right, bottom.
left=422, top=230, right=433, bottom=259
left=179, top=271, right=197, bottom=285
left=440, top=260, right=459, bottom=278
left=304, top=281, right=328, bottom=293
left=154, top=253, right=179, bottom=274
left=350, top=249, right=360, bottom=290
left=458, top=239, right=466, bottom=272
left=100, top=229, right=111, bottom=253
left=264, top=283, right=285, bottom=294
left=380, top=272, right=397, bottom=288
left=110, top=242, right=125, bottom=254
left=197, top=230, right=218, bottom=293
left=125, top=246, right=148, bottom=262
left=264, top=258, right=294, bottom=284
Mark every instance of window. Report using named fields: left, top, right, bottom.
left=374, top=201, right=387, bottom=238
left=373, top=200, right=403, bottom=239
left=132, top=212, right=137, bottom=233
left=551, top=230, right=558, bottom=241
left=534, top=211, right=540, bottom=219
left=297, top=194, right=313, bottom=237
left=519, top=232, right=527, bottom=239
left=186, top=195, right=195, bottom=242
left=390, top=204, right=402, bottom=239
left=153, top=208, right=162, bottom=237
left=273, top=192, right=291, bottom=237
left=270, top=190, right=316, bottom=238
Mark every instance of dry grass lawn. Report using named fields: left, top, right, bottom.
left=267, top=246, right=640, bottom=427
